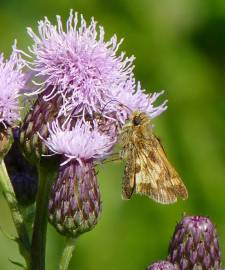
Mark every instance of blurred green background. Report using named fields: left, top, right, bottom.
left=1, top=0, right=225, bottom=269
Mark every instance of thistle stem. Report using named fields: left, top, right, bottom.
left=0, top=159, right=31, bottom=268
left=59, top=238, right=76, bottom=270
left=31, top=158, right=58, bottom=270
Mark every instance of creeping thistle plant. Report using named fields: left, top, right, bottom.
left=0, top=10, right=215, bottom=270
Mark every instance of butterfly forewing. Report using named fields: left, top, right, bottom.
left=134, top=135, right=188, bottom=204
left=120, top=112, right=188, bottom=204
left=122, top=157, right=135, bottom=199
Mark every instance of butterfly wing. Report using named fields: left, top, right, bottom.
left=122, top=156, right=136, bottom=199
left=134, top=136, right=188, bottom=204
left=120, top=125, right=137, bottom=200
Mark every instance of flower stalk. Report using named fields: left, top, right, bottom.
left=31, top=157, right=58, bottom=270
left=59, top=237, right=76, bottom=270
left=0, top=158, right=31, bottom=268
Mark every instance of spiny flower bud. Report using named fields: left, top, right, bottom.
left=5, top=128, right=38, bottom=206
left=19, top=86, right=63, bottom=163
left=48, top=160, right=101, bottom=237
left=168, top=216, right=221, bottom=270
left=146, top=261, right=177, bottom=270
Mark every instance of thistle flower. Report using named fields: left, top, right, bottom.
left=46, top=119, right=111, bottom=236
left=42, top=119, right=115, bottom=164
left=48, top=160, right=101, bottom=237
left=0, top=43, right=26, bottom=156
left=0, top=43, right=26, bottom=127
left=26, top=10, right=166, bottom=121
left=168, top=216, right=221, bottom=270
left=146, top=261, right=177, bottom=270
left=26, top=10, right=135, bottom=117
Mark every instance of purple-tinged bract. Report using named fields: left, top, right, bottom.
left=168, top=216, right=222, bottom=270
left=19, top=86, right=63, bottom=163
left=146, top=260, right=177, bottom=270
left=0, top=43, right=26, bottom=127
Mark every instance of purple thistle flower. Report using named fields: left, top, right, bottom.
left=168, top=216, right=222, bottom=270
left=27, top=10, right=135, bottom=116
left=146, top=261, right=177, bottom=270
left=46, top=120, right=107, bottom=236
left=48, top=159, right=101, bottom=237
left=42, top=119, right=115, bottom=164
left=0, top=42, right=26, bottom=127
left=26, top=10, right=166, bottom=123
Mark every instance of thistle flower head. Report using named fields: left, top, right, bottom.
left=26, top=10, right=166, bottom=125
left=168, top=215, right=221, bottom=270
left=49, top=160, right=101, bottom=237
left=146, top=261, right=176, bottom=270
left=27, top=10, right=135, bottom=116
left=42, top=119, right=114, bottom=164
left=0, top=42, right=26, bottom=126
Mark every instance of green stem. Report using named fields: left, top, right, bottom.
left=0, top=159, right=31, bottom=268
left=31, top=157, right=58, bottom=270
left=59, top=238, right=76, bottom=270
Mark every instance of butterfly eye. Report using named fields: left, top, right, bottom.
left=133, top=115, right=142, bottom=126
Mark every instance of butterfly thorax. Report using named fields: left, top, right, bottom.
left=119, top=112, right=154, bottom=159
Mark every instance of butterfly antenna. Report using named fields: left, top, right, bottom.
left=101, top=99, right=132, bottom=115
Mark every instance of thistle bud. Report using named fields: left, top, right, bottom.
left=146, top=261, right=177, bottom=270
left=48, top=160, right=101, bottom=238
left=168, top=216, right=221, bottom=270
left=4, top=128, right=38, bottom=206
left=19, top=86, right=63, bottom=163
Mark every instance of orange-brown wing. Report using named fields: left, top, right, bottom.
left=134, top=136, right=188, bottom=204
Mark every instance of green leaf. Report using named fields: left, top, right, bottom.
left=8, top=258, right=25, bottom=269
left=0, top=225, right=17, bottom=241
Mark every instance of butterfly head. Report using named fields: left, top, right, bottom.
left=131, top=112, right=150, bottom=127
